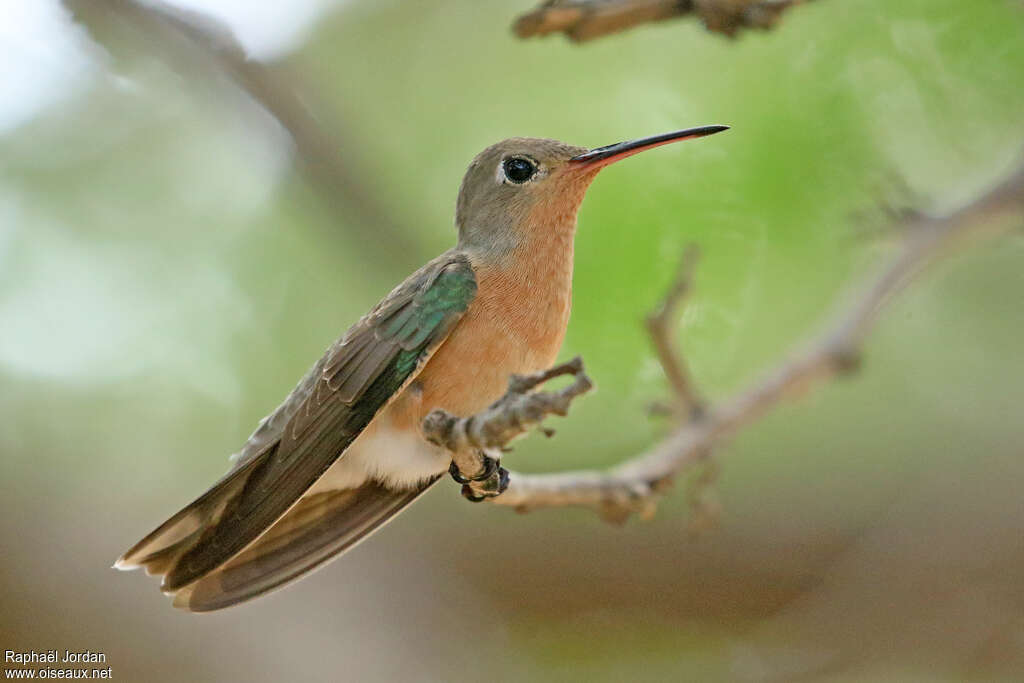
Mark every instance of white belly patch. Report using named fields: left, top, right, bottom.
left=304, top=419, right=450, bottom=494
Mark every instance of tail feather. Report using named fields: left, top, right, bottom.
left=172, top=476, right=440, bottom=612
left=115, top=454, right=268, bottom=575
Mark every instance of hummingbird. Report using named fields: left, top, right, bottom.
left=116, top=125, right=729, bottom=611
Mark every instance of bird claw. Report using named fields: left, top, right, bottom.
left=448, top=453, right=499, bottom=484
left=460, top=466, right=510, bottom=503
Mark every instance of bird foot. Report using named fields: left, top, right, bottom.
left=449, top=455, right=509, bottom=501
left=460, top=465, right=510, bottom=502
left=448, top=454, right=498, bottom=484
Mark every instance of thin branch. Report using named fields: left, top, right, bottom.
left=514, top=0, right=818, bottom=42
left=645, top=244, right=705, bottom=419
left=424, top=358, right=594, bottom=499
left=685, top=458, right=722, bottom=535
left=428, top=160, right=1024, bottom=521
left=65, top=0, right=419, bottom=264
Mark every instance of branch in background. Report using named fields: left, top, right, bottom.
left=645, top=244, right=705, bottom=420
left=64, top=0, right=419, bottom=264
left=514, top=0, right=818, bottom=42
left=430, top=160, right=1024, bottom=522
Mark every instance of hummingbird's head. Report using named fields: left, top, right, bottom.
left=455, top=126, right=729, bottom=256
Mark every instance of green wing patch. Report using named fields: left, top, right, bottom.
left=150, top=253, right=476, bottom=591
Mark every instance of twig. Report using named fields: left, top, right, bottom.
left=423, top=358, right=593, bottom=497
left=645, top=244, right=705, bottom=419
left=428, top=160, right=1024, bottom=522
left=65, top=0, right=418, bottom=264
left=513, top=0, right=818, bottom=42
left=685, top=458, right=722, bottom=535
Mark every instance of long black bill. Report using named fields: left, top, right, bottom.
left=570, top=125, right=729, bottom=167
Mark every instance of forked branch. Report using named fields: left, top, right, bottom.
left=428, top=160, right=1024, bottom=522
left=423, top=359, right=593, bottom=500
left=645, top=244, right=705, bottom=420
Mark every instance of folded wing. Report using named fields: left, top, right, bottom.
left=116, top=253, right=477, bottom=597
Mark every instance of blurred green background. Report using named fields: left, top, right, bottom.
left=2, top=0, right=1023, bottom=680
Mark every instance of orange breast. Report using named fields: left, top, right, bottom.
left=400, top=228, right=576, bottom=428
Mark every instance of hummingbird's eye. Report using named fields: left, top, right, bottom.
left=503, top=157, right=537, bottom=184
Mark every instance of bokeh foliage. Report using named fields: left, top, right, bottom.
left=1, top=0, right=1023, bottom=680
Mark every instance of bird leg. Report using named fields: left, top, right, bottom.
left=423, top=357, right=594, bottom=501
